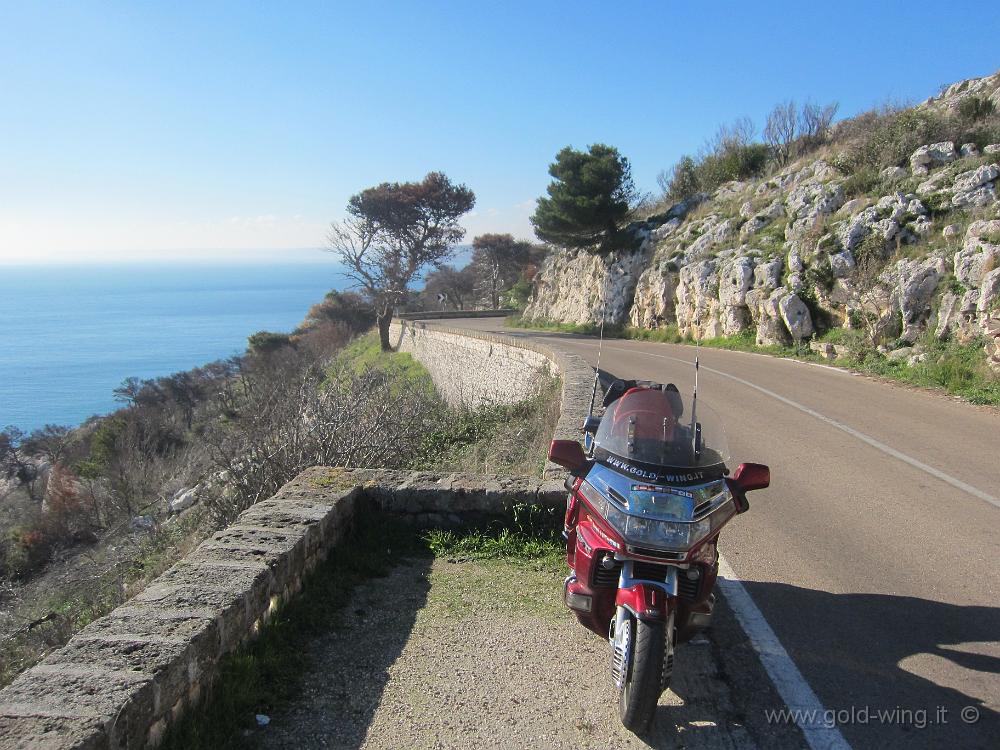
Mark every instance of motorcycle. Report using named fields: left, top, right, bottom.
left=548, top=377, right=770, bottom=733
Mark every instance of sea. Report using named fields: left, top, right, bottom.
left=0, top=262, right=348, bottom=433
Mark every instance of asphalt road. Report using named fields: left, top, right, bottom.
left=444, top=317, right=1000, bottom=750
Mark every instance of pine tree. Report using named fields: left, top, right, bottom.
left=530, top=144, right=637, bottom=254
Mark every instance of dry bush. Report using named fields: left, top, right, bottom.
left=203, top=349, right=443, bottom=524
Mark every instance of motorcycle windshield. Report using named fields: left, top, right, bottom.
left=593, top=386, right=730, bottom=472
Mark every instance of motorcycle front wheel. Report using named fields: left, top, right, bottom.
left=618, top=616, right=665, bottom=733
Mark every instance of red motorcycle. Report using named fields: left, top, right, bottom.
left=549, top=378, right=769, bottom=733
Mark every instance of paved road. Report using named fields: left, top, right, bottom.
left=445, top=317, right=1000, bottom=750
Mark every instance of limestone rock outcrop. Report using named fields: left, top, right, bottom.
left=524, top=68, right=1000, bottom=361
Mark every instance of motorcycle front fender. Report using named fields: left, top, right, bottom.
left=616, top=583, right=675, bottom=622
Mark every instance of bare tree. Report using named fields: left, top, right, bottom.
left=706, top=116, right=756, bottom=155
left=23, top=425, right=74, bottom=466
left=423, top=264, right=478, bottom=310
left=799, top=102, right=839, bottom=151
left=203, top=351, right=442, bottom=523
left=470, top=234, right=533, bottom=309
left=850, top=251, right=898, bottom=348
left=1, top=427, right=41, bottom=501
left=327, top=172, right=476, bottom=350
left=764, top=100, right=798, bottom=165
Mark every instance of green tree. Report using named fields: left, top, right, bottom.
left=530, top=144, right=637, bottom=254
left=328, top=172, right=476, bottom=350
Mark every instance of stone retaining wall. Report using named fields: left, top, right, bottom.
left=388, top=319, right=594, bottom=476
left=396, top=309, right=514, bottom=320
left=0, top=468, right=566, bottom=749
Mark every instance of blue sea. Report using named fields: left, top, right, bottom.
left=0, top=262, right=348, bottom=433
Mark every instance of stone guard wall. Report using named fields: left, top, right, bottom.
left=0, top=468, right=566, bottom=749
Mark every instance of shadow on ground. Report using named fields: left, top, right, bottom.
left=715, top=580, right=1000, bottom=750
left=257, top=556, right=434, bottom=749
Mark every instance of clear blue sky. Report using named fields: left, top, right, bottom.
left=1, top=1, right=997, bottom=263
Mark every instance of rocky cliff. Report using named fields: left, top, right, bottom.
left=523, top=70, right=1000, bottom=370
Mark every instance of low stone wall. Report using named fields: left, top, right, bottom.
left=0, top=468, right=565, bottom=749
left=396, top=309, right=514, bottom=320
left=388, top=319, right=594, bottom=476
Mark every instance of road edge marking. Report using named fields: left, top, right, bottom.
left=717, top=555, right=853, bottom=750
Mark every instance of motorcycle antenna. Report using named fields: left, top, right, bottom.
left=690, top=334, right=700, bottom=458
left=588, top=283, right=607, bottom=418
left=588, top=266, right=626, bottom=418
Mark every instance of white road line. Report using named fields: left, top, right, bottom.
left=598, top=344, right=1000, bottom=510
left=717, top=555, right=852, bottom=750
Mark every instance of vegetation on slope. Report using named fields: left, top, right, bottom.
left=0, top=312, right=561, bottom=689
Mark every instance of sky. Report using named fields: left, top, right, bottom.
left=1, top=1, right=998, bottom=264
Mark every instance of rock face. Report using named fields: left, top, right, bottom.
left=169, top=486, right=199, bottom=513
left=523, top=238, right=653, bottom=325
left=955, top=221, right=1000, bottom=287
left=951, top=164, right=1000, bottom=208
left=525, top=69, right=1000, bottom=358
left=909, top=142, right=957, bottom=176
left=892, top=257, right=947, bottom=342
left=779, top=293, right=813, bottom=342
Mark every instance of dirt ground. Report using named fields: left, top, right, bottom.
left=258, top=556, right=755, bottom=750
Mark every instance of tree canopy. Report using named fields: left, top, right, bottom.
left=471, top=233, right=533, bottom=309
left=530, top=144, right=637, bottom=254
left=328, top=171, right=475, bottom=349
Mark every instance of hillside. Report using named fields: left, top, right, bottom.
left=523, top=69, right=1000, bottom=376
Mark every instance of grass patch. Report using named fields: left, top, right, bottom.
left=506, top=315, right=684, bottom=343
left=423, top=503, right=564, bottom=563
left=506, top=315, right=608, bottom=336
left=849, top=337, right=1000, bottom=405
left=414, top=376, right=561, bottom=477
left=330, top=332, right=436, bottom=396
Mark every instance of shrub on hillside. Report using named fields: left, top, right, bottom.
left=834, top=100, right=1000, bottom=174
left=958, top=96, right=996, bottom=122
left=661, top=143, right=771, bottom=202
left=247, top=331, right=293, bottom=355
left=203, top=339, right=443, bottom=523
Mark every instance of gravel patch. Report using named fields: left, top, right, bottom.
left=259, top=557, right=754, bottom=750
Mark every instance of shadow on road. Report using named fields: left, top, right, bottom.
left=717, top=581, right=1000, bottom=750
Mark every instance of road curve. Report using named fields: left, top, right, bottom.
left=444, top=317, right=1000, bottom=750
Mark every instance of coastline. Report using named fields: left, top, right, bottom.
left=1, top=261, right=344, bottom=433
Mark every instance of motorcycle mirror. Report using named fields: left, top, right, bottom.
left=733, top=462, right=770, bottom=492
left=548, top=440, right=587, bottom=472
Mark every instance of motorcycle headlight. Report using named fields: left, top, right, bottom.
left=580, top=479, right=736, bottom=553
left=602, top=498, right=628, bottom=534
left=625, top=515, right=712, bottom=549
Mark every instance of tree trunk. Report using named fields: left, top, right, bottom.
left=377, top=309, right=393, bottom=351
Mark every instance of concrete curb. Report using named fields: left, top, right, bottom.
left=0, top=469, right=566, bottom=749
